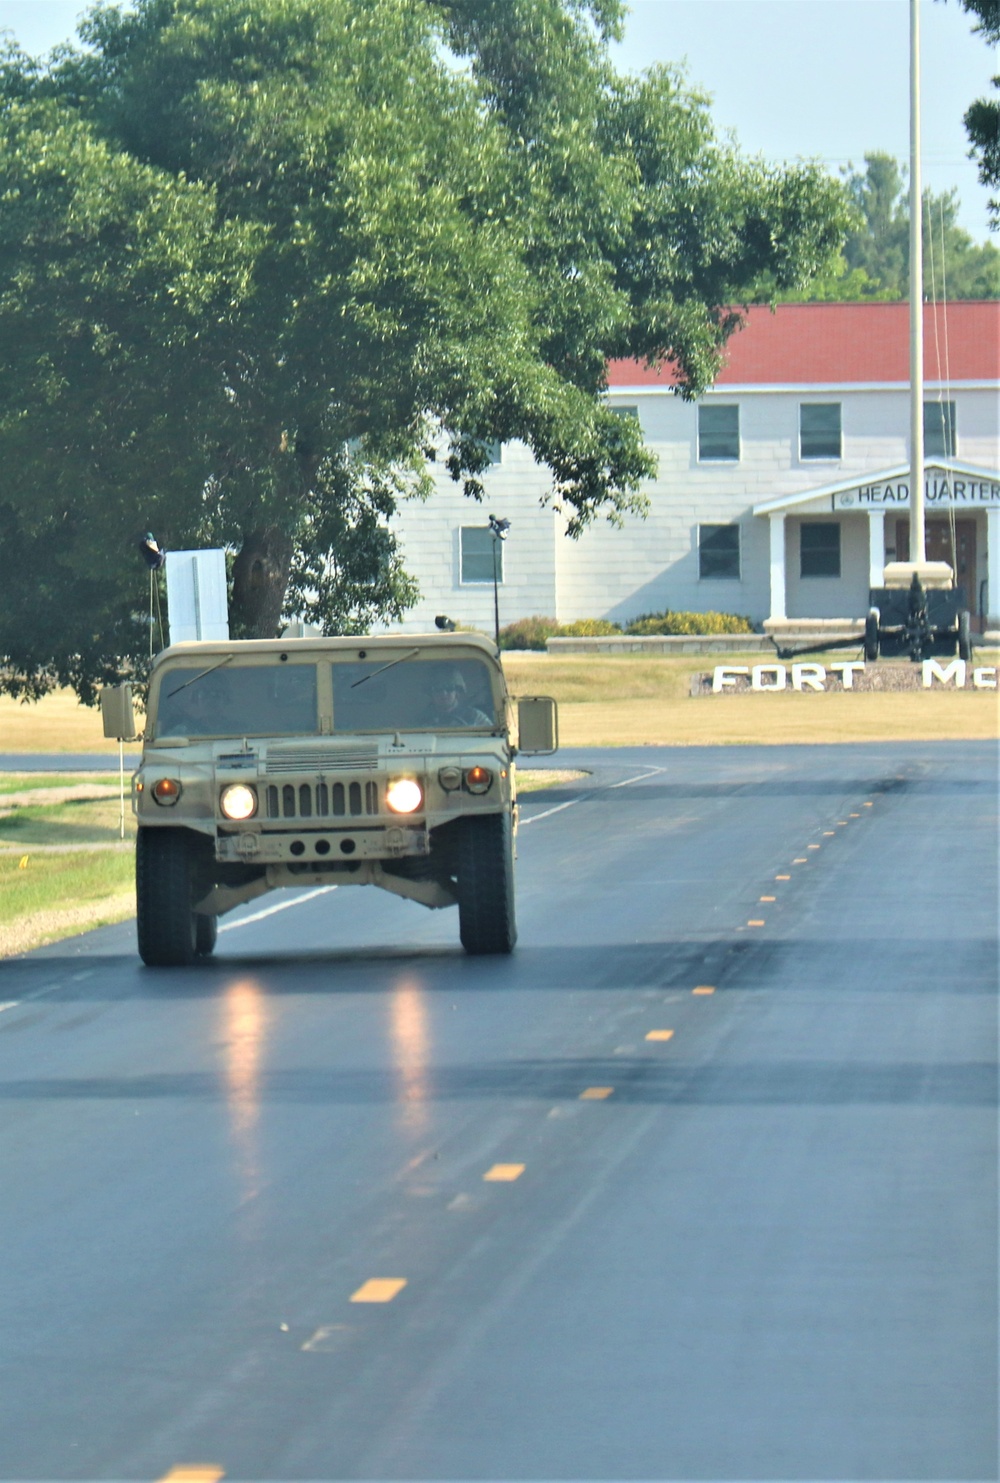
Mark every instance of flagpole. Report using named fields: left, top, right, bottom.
left=909, top=0, right=925, bottom=565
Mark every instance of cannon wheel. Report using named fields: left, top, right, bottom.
left=957, top=610, right=973, bottom=662
left=457, top=813, right=517, bottom=955
left=864, top=613, right=880, bottom=662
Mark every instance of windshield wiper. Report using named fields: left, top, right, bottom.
left=166, top=655, right=233, bottom=698
left=349, top=648, right=421, bottom=689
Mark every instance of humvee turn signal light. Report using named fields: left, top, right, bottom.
left=151, top=777, right=182, bottom=806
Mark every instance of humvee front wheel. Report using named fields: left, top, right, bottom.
left=957, top=610, right=973, bottom=662
left=136, top=828, right=200, bottom=967
left=457, top=813, right=517, bottom=955
left=195, top=913, right=218, bottom=957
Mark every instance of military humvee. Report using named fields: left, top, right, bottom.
left=102, top=635, right=557, bottom=966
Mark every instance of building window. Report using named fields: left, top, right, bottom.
left=698, top=404, right=740, bottom=461
left=924, top=401, right=956, bottom=457
left=698, top=524, right=741, bottom=580
left=799, top=403, right=841, bottom=460
left=609, top=404, right=639, bottom=422
left=800, top=522, right=841, bottom=578
left=483, top=439, right=503, bottom=465
left=460, top=526, right=503, bottom=584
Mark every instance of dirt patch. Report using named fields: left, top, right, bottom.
left=0, top=785, right=119, bottom=815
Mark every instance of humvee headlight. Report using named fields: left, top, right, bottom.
left=464, top=766, right=493, bottom=795
left=220, top=783, right=258, bottom=821
left=151, top=777, right=182, bottom=806
left=385, top=777, right=423, bottom=814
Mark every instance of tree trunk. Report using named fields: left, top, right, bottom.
left=230, top=527, right=294, bottom=638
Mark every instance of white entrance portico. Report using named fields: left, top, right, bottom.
left=754, top=461, right=1000, bottom=629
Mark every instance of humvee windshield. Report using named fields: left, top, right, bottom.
left=332, top=656, right=497, bottom=732
left=155, top=664, right=319, bottom=738
left=152, top=654, right=499, bottom=739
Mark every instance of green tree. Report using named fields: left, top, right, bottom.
left=791, top=153, right=1000, bottom=300
left=954, top=0, right=1000, bottom=226
left=0, top=0, right=853, bottom=700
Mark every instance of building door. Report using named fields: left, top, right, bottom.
left=895, top=518, right=981, bottom=630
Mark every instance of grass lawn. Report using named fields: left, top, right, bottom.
left=501, top=651, right=1000, bottom=746
left=0, top=849, right=134, bottom=959
left=2, top=655, right=997, bottom=754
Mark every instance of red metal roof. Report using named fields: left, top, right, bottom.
left=607, top=301, right=1000, bottom=387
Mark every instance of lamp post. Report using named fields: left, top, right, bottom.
left=488, top=514, right=510, bottom=648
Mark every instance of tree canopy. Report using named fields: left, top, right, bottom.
left=780, top=153, right=1000, bottom=301
left=0, top=0, right=853, bottom=700
left=954, top=0, right=999, bottom=227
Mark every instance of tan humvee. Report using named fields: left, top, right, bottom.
left=102, top=634, right=557, bottom=966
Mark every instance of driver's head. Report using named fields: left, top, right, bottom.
left=431, top=668, right=466, bottom=711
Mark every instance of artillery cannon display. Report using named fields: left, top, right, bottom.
left=772, top=562, right=973, bottom=665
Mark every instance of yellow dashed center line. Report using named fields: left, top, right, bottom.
left=692, top=985, right=715, bottom=995
left=580, top=1086, right=614, bottom=1100
left=747, top=919, right=765, bottom=927
left=850, top=812, right=861, bottom=817
left=823, top=831, right=835, bottom=836
left=483, top=1164, right=525, bottom=1181
left=350, top=1278, right=407, bottom=1303
left=776, top=874, right=791, bottom=880
left=863, top=802, right=874, bottom=807
left=157, top=1471, right=225, bottom=1483
left=645, top=1029, right=675, bottom=1041
left=793, top=858, right=808, bottom=864
left=807, top=844, right=821, bottom=850
left=760, top=895, right=776, bottom=902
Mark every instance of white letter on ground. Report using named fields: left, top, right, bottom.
left=752, top=665, right=787, bottom=691
left=713, top=666, right=749, bottom=693
left=923, top=659, right=967, bottom=688
left=792, top=663, right=826, bottom=692
left=972, top=667, right=997, bottom=689
left=830, top=662, right=866, bottom=690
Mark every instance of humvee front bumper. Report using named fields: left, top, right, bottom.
left=215, top=821, right=430, bottom=865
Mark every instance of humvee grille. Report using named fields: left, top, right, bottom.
left=265, top=780, right=380, bottom=820
left=266, top=746, right=378, bottom=774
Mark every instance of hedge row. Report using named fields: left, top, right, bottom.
left=499, top=610, right=755, bottom=649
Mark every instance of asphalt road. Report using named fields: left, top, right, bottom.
left=0, top=743, right=996, bottom=1482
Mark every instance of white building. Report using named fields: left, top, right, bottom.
left=383, top=302, right=1000, bottom=635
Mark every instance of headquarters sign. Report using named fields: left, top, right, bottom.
left=834, top=476, right=1000, bottom=510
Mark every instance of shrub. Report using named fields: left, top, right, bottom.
left=556, top=618, right=623, bottom=637
left=499, top=616, right=624, bottom=648
left=625, top=609, right=755, bottom=636
left=498, top=617, right=561, bottom=650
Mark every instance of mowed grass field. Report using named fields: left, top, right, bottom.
left=2, top=650, right=998, bottom=754
left=0, top=652, right=995, bottom=958
left=503, top=651, right=1000, bottom=746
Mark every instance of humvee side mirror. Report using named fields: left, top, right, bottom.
left=517, top=696, right=558, bottom=755
left=101, top=683, right=137, bottom=741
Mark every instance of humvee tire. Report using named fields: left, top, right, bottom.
left=957, top=610, right=973, bottom=662
left=136, top=828, right=199, bottom=967
left=457, top=813, right=517, bottom=955
left=195, top=913, right=218, bottom=957
left=864, top=612, right=880, bottom=662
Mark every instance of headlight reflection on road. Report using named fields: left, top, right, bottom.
left=390, top=975, right=432, bottom=1135
left=222, top=975, right=270, bottom=1206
